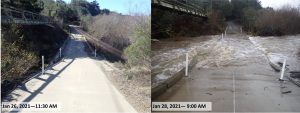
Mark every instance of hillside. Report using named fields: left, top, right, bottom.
left=1, top=24, right=68, bottom=97
left=84, top=13, right=151, bottom=113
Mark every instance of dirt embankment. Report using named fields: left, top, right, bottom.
left=86, top=14, right=135, bottom=53
left=1, top=24, right=68, bottom=98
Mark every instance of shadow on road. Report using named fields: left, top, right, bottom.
left=4, top=58, right=74, bottom=113
left=4, top=58, right=74, bottom=101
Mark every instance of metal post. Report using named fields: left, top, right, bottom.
left=280, top=59, right=286, bottom=80
left=42, top=56, right=44, bottom=75
left=94, top=48, right=97, bottom=57
left=233, top=70, right=236, bottom=112
left=185, top=52, right=188, bottom=77
left=240, top=27, right=243, bottom=34
left=222, top=33, right=224, bottom=41
left=22, top=11, right=26, bottom=21
left=59, top=48, right=62, bottom=58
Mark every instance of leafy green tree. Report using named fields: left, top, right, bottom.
left=242, top=7, right=257, bottom=33
left=2, top=0, right=44, bottom=13
left=40, top=0, right=56, bottom=16
left=231, top=0, right=262, bottom=19
left=124, top=16, right=150, bottom=68
left=88, top=0, right=101, bottom=16
left=101, top=8, right=110, bottom=15
left=214, top=0, right=233, bottom=19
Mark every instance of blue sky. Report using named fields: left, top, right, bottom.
left=61, top=0, right=300, bottom=15
left=62, top=0, right=150, bottom=15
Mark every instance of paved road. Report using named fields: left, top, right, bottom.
left=153, top=22, right=300, bottom=112
left=3, top=28, right=137, bottom=113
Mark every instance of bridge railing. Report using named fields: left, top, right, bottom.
left=153, top=0, right=207, bottom=17
left=1, top=6, right=53, bottom=24
left=165, top=0, right=205, bottom=13
left=73, top=27, right=123, bottom=59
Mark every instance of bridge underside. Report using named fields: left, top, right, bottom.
left=152, top=4, right=208, bottom=20
left=152, top=0, right=208, bottom=18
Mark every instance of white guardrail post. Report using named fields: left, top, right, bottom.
left=240, top=27, right=243, bottom=34
left=222, top=33, right=224, bottom=41
left=280, top=59, right=287, bottom=80
left=185, top=52, right=189, bottom=77
left=59, top=48, right=62, bottom=58
left=94, top=48, right=97, bottom=57
left=225, top=26, right=227, bottom=36
left=42, top=56, right=44, bottom=75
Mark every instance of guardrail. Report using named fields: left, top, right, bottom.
left=73, top=27, right=123, bottom=59
left=152, top=0, right=208, bottom=17
left=1, top=6, right=53, bottom=25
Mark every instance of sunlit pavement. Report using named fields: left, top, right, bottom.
left=2, top=28, right=137, bottom=113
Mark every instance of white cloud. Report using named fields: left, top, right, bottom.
left=260, top=0, right=300, bottom=9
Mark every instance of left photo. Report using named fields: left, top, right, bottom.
left=1, top=0, right=150, bottom=113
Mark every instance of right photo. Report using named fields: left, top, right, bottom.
left=151, top=0, right=300, bottom=112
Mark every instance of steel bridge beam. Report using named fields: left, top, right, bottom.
left=152, top=0, right=208, bottom=18
left=1, top=7, right=53, bottom=25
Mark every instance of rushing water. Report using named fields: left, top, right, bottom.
left=152, top=34, right=300, bottom=112
left=151, top=35, right=219, bottom=87
left=250, top=35, right=300, bottom=71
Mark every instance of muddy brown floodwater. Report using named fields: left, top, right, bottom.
left=152, top=33, right=300, bottom=112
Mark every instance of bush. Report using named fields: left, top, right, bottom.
left=242, top=7, right=257, bottom=33
left=254, top=6, right=300, bottom=36
left=1, top=23, right=67, bottom=97
left=87, top=13, right=135, bottom=50
left=1, top=41, right=39, bottom=83
left=124, top=16, right=150, bottom=68
left=206, top=11, right=226, bottom=34
left=81, top=15, right=93, bottom=31
left=152, top=8, right=225, bottom=39
left=151, top=8, right=176, bottom=38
